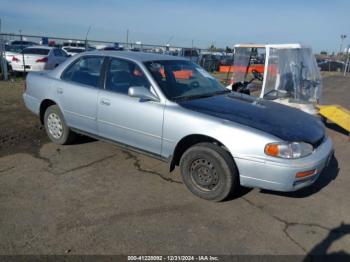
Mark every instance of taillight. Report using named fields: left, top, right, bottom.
left=36, top=57, right=48, bottom=63
left=12, top=56, right=20, bottom=62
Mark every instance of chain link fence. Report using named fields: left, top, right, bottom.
left=1, top=32, right=223, bottom=80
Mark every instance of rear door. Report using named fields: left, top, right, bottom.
left=54, top=55, right=105, bottom=135
left=97, top=57, right=164, bottom=155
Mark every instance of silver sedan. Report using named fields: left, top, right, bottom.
left=23, top=51, right=333, bottom=201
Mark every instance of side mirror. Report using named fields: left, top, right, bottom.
left=128, top=86, right=160, bottom=102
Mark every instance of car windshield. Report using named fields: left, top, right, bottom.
left=263, top=47, right=322, bottom=102
left=232, top=46, right=321, bottom=102
left=5, top=45, right=25, bottom=53
left=22, top=48, right=50, bottom=55
left=65, top=48, right=84, bottom=53
left=144, top=60, right=228, bottom=101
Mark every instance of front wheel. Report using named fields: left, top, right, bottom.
left=180, top=142, right=239, bottom=201
left=44, top=105, right=76, bottom=145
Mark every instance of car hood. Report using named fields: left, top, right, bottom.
left=178, top=92, right=325, bottom=147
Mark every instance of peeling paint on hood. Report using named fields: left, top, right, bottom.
left=178, top=92, right=325, bottom=147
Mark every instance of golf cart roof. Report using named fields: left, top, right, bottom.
left=234, top=43, right=307, bottom=49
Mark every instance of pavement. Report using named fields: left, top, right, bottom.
left=0, top=75, right=349, bottom=256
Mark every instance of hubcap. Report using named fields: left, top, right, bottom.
left=190, top=158, right=219, bottom=191
left=47, top=113, right=63, bottom=139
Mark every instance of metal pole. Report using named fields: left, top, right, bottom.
left=19, top=29, right=26, bottom=75
left=339, top=34, right=347, bottom=57
left=85, top=26, right=91, bottom=50
left=344, top=46, right=350, bottom=76
left=190, top=39, right=193, bottom=61
left=126, top=29, right=129, bottom=49
left=0, top=18, right=9, bottom=80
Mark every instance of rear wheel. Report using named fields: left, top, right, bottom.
left=180, top=142, right=238, bottom=201
left=44, top=105, right=75, bottom=145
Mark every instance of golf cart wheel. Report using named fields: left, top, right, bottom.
left=44, top=105, right=76, bottom=145
left=180, top=142, right=238, bottom=201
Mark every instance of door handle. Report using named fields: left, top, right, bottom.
left=100, top=98, right=111, bottom=106
left=57, top=87, right=63, bottom=94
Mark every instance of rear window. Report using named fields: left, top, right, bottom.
left=65, top=48, right=84, bottom=53
left=5, top=45, right=24, bottom=53
left=11, top=40, right=37, bottom=46
left=22, top=48, right=50, bottom=55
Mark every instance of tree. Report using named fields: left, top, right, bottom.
left=225, top=46, right=232, bottom=53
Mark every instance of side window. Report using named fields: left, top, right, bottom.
left=53, top=49, right=61, bottom=56
left=61, top=56, right=104, bottom=88
left=105, top=58, right=150, bottom=94
left=59, top=49, right=68, bottom=57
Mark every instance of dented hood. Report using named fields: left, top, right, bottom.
left=178, top=92, right=325, bottom=147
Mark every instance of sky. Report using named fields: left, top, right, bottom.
left=0, top=0, right=349, bottom=52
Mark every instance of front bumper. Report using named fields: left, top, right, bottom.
left=236, top=136, right=333, bottom=192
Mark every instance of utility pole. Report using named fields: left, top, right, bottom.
left=339, top=34, right=347, bottom=56
left=126, top=29, right=129, bottom=48
left=190, top=39, right=194, bottom=60
left=0, top=18, right=9, bottom=80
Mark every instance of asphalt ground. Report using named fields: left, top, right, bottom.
left=0, top=74, right=349, bottom=256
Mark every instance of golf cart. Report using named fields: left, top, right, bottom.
left=228, top=44, right=322, bottom=115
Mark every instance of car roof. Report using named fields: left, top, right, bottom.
left=23, top=45, right=53, bottom=50
left=85, top=51, right=186, bottom=62
left=63, top=46, right=85, bottom=49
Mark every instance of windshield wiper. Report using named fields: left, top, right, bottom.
left=173, top=89, right=231, bottom=101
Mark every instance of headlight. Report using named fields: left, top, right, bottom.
left=265, top=142, right=314, bottom=159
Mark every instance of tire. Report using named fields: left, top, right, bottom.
left=44, top=105, right=76, bottom=145
left=180, top=142, right=239, bottom=201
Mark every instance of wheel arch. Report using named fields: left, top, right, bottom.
left=169, top=134, right=234, bottom=172
left=39, top=99, right=58, bottom=124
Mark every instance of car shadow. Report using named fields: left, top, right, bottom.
left=325, top=122, right=349, bottom=137
left=224, top=185, right=254, bottom=201
left=259, top=155, right=339, bottom=198
left=71, top=134, right=97, bottom=145
left=304, top=223, right=350, bottom=261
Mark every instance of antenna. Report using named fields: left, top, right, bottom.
left=85, top=26, right=91, bottom=49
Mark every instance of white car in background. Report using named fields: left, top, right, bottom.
left=62, top=46, right=86, bottom=56
left=11, top=46, right=69, bottom=72
left=4, top=45, right=26, bottom=64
